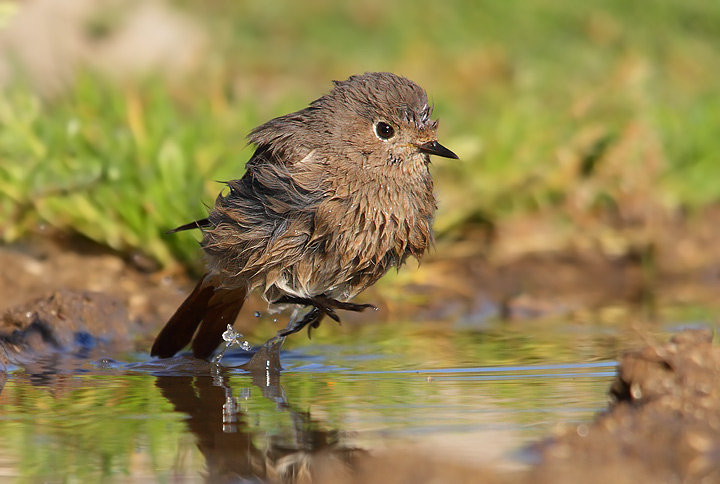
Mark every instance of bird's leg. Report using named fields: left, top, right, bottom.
left=313, top=295, right=378, bottom=313
left=277, top=307, right=324, bottom=338
left=273, top=295, right=377, bottom=339
left=274, top=295, right=377, bottom=320
left=273, top=295, right=339, bottom=322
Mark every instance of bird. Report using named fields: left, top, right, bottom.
left=150, top=72, right=458, bottom=359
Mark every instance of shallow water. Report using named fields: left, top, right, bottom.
left=0, top=310, right=715, bottom=482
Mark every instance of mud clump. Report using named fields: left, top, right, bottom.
left=338, top=329, right=720, bottom=484
left=0, top=290, right=132, bottom=359
left=528, top=328, right=720, bottom=484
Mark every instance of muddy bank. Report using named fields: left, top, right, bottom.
left=2, top=232, right=720, bottom=345
left=0, top=290, right=131, bottom=357
left=529, top=328, right=720, bottom=484
left=339, top=329, right=720, bottom=484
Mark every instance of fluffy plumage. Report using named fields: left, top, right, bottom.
left=151, top=72, right=457, bottom=359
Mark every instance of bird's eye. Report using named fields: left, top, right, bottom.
left=374, top=121, right=395, bottom=140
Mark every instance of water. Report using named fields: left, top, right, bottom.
left=0, top=315, right=714, bottom=482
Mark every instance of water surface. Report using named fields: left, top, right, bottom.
left=0, top=312, right=714, bottom=482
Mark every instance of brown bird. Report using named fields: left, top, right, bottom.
left=151, top=72, right=458, bottom=359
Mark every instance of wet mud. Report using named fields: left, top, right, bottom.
left=340, top=329, right=720, bottom=484
left=527, top=328, right=720, bottom=484
left=2, top=231, right=720, bottom=336
left=1, top=290, right=131, bottom=357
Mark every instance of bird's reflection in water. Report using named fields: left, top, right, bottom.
left=154, top=339, right=366, bottom=483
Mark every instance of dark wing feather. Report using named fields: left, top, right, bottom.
left=150, top=274, right=215, bottom=358
left=167, top=218, right=211, bottom=234
left=150, top=273, right=247, bottom=359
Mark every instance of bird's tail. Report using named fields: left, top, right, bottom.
left=150, top=274, right=247, bottom=359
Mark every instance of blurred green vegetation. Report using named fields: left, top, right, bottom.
left=0, top=0, right=719, bottom=269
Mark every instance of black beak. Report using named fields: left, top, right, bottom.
left=417, top=140, right=459, bottom=159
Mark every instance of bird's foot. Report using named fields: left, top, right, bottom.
left=274, top=295, right=377, bottom=320
left=273, top=295, right=378, bottom=339
left=276, top=306, right=324, bottom=338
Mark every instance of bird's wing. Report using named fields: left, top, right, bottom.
left=166, top=218, right=211, bottom=234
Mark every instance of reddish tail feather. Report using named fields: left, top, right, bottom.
left=151, top=274, right=247, bottom=359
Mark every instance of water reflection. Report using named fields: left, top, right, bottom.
left=155, top=342, right=366, bottom=483
left=0, top=322, right=629, bottom=482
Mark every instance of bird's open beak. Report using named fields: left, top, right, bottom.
left=417, top=140, right=459, bottom=159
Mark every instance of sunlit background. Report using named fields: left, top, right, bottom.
left=1, top=0, right=719, bottom=482
left=1, top=0, right=718, bottom=270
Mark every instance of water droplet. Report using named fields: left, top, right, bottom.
left=254, top=311, right=261, bottom=318
left=222, top=324, right=242, bottom=343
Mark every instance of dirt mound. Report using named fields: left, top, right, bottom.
left=342, top=329, right=720, bottom=484
left=527, top=329, right=720, bottom=484
left=0, top=289, right=131, bottom=357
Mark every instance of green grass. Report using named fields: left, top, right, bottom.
left=1, top=0, right=719, bottom=269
